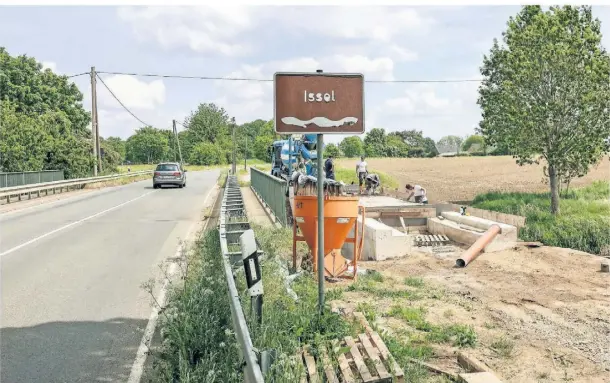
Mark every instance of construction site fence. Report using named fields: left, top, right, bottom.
left=0, top=170, right=64, bottom=188
left=250, top=167, right=288, bottom=226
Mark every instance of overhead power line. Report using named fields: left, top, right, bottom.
left=95, top=73, right=152, bottom=127
left=96, top=70, right=483, bottom=84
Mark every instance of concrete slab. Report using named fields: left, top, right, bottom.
left=428, top=217, right=517, bottom=253
left=458, top=372, right=503, bottom=383
left=241, top=187, right=275, bottom=227
left=441, top=212, right=517, bottom=236
left=342, top=217, right=413, bottom=261
left=358, top=196, right=419, bottom=209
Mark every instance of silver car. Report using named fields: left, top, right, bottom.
left=153, top=162, right=187, bottom=189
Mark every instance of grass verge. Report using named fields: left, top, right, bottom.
left=471, top=181, right=610, bottom=254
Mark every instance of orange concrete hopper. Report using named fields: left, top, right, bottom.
left=292, top=195, right=365, bottom=279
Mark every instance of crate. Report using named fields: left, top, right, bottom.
left=299, top=332, right=405, bottom=383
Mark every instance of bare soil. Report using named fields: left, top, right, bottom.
left=336, top=156, right=610, bottom=202
left=330, top=245, right=610, bottom=383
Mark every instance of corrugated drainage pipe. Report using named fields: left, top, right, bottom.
left=456, top=224, right=501, bottom=268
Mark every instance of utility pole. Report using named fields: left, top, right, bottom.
left=173, top=119, right=184, bottom=166
left=90, top=67, right=98, bottom=176
left=244, top=136, right=248, bottom=171
left=231, top=117, right=237, bottom=175
left=172, top=120, right=177, bottom=162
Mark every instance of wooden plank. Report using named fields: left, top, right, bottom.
left=406, top=357, right=458, bottom=380
left=353, top=311, right=374, bottom=334
left=458, top=372, right=504, bottom=383
left=359, top=333, right=392, bottom=381
left=321, top=346, right=339, bottom=383
left=298, top=350, right=308, bottom=383
left=303, top=347, right=319, bottom=383
left=369, top=332, right=405, bottom=382
left=333, top=339, right=355, bottom=383
left=345, top=336, right=375, bottom=383
left=457, top=351, right=490, bottom=373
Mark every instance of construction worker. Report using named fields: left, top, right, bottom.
left=324, top=155, right=335, bottom=180
left=356, top=156, right=368, bottom=194
left=405, top=184, right=428, bottom=204
left=365, top=173, right=381, bottom=195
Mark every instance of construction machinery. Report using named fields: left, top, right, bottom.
left=269, top=134, right=318, bottom=182
left=291, top=178, right=365, bottom=279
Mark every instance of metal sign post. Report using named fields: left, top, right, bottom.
left=240, top=229, right=264, bottom=324
left=273, top=70, right=364, bottom=313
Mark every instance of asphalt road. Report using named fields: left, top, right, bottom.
left=1, top=170, right=220, bottom=383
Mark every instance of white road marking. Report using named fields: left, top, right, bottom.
left=0, top=191, right=155, bottom=257
left=127, top=185, right=218, bottom=383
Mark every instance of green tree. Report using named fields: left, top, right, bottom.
left=422, top=137, right=439, bottom=158
left=363, top=128, right=387, bottom=157
left=478, top=5, right=610, bottom=214
left=462, top=135, right=485, bottom=152
left=126, top=127, right=169, bottom=164
left=184, top=103, right=230, bottom=144
left=0, top=48, right=90, bottom=137
left=339, top=136, right=364, bottom=158
left=436, top=135, right=464, bottom=154
left=104, top=137, right=127, bottom=163
left=323, top=143, right=342, bottom=157
left=189, top=142, right=225, bottom=166
left=385, top=134, right=409, bottom=157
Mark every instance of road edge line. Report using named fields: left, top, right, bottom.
left=127, top=182, right=221, bottom=383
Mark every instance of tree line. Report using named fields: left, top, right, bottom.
left=1, top=5, right=608, bottom=215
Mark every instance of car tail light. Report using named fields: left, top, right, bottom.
left=154, top=172, right=161, bottom=177
left=173, top=172, right=181, bottom=176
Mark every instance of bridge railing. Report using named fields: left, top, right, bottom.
left=0, top=170, right=65, bottom=188
left=250, top=167, right=288, bottom=226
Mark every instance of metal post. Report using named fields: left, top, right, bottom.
left=90, top=67, right=98, bottom=176
left=240, top=230, right=264, bottom=326
left=288, top=136, right=292, bottom=177
left=317, top=133, right=325, bottom=313
left=231, top=118, right=237, bottom=175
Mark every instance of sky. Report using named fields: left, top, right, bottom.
left=1, top=5, right=609, bottom=144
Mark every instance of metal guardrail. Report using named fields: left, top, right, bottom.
left=0, top=171, right=152, bottom=203
left=250, top=167, right=288, bottom=226
left=219, top=175, right=265, bottom=383
left=0, top=170, right=64, bottom=188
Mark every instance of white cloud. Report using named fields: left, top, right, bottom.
left=97, top=74, right=166, bottom=110
left=117, top=6, right=255, bottom=56
left=117, top=6, right=429, bottom=58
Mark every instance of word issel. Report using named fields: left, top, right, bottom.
left=304, top=90, right=336, bottom=103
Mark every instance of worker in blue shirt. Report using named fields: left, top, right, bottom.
left=324, top=155, right=335, bottom=180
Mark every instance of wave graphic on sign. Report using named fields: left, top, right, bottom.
left=281, top=116, right=358, bottom=129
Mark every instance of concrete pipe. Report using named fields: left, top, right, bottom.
left=456, top=224, right=501, bottom=268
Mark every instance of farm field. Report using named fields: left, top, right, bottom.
left=336, top=156, right=610, bottom=203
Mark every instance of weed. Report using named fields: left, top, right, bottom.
left=347, top=275, right=421, bottom=300
left=443, top=309, right=454, bottom=318
left=388, top=306, right=432, bottom=331
left=490, top=336, right=515, bottom=358
left=366, top=269, right=385, bottom=282
left=356, top=302, right=378, bottom=323
left=471, top=181, right=610, bottom=254
left=483, top=321, right=497, bottom=329
left=404, top=276, right=425, bottom=288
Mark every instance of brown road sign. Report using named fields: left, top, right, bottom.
left=274, top=72, right=365, bottom=134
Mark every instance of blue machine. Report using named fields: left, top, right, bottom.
left=270, top=134, right=318, bottom=181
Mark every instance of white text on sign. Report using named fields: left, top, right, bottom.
left=304, top=91, right=336, bottom=103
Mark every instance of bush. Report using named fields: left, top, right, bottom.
left=189, top=142, right=225, bottom=166
left=471, top=181, right=610, bottom=254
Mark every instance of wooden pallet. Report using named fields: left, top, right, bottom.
left=299, top=332, right=405, bottom=383
left=414, top=234, right=450, bottom=247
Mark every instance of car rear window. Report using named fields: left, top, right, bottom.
left=156, top=164, right=179, bottom=171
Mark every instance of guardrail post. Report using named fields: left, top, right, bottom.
left=240, top=229, right=264, bottom=325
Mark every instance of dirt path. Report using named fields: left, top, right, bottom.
left=337, top=156, right=610, bottom=202
left=330, top=245, right=610, bottom=383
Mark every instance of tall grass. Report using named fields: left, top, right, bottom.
left=150, top=230, right=242, bottom=382
left=471, top=181, right=610, bottom=254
